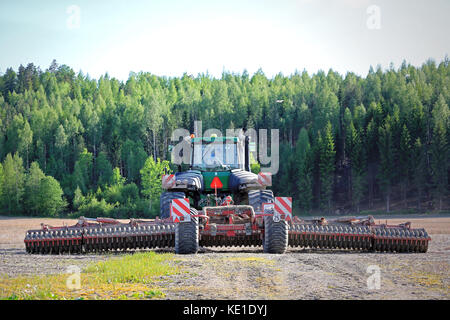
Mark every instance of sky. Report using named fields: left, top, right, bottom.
left=0, top=0, right=449, bottom=80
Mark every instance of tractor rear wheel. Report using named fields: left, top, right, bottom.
left=175, top=208, right=199, bottom=254
left=248, top=190, right=274, bottom=212
left=263, top=215, right=288, bottom=254
left=160, top=191, right=186, bottom=219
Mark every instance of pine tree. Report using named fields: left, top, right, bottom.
left=378, top=116, right=395, bottom=212
left=318, top=122, right=336, bottom=213
left=18, top=120, right=33, bottom=169
left=73, top=186, right=85, bottom=210
left=295, top=128, right=313, bottom=213
left=365, top=119, right=378, bottom=209
left=347, top=123, right=366, bottom=213
left=112, top=167, right=126, bottom=186
left=73, top=148, right=93, bottom=194
left=55, top=124, right=68, bottom=169
left=430, top=123, right=448, bottom=211
left=399, top=124, right=412, bottom=208
left=412, top=138, right=427, bottom=212
left=95, top=151, right=113, bottom=188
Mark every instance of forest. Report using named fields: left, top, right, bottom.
left=0, top=58, right=448, bottom=218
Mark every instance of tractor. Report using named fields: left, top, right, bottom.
left=159, top=133, right=285, bottom=253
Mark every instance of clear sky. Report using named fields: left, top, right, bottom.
left=0, top=0, right=449, bottom=80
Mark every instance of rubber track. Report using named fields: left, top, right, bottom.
left=248, top=190, right=274, bottom=212
left=175, top=208, right=199, bottom=254
left=160, top=191, right=186, bottom=219
left=263, top=215, right=288, bottom=253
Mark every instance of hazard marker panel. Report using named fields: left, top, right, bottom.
left=162, top=174, right=175, bottom=189
left=258, top=172, right=272, bottom=186
left=275, top=197, right=292, bottom=221
left=171, top=198, right=191, bottom=223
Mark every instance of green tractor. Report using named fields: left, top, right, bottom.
left=160, top=135, right=273, bottom=220
left=160, top=134, right=285, bottom=254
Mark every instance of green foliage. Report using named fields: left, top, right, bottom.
left=23, top=162, right=66, bottom=216
left=249, top=153, right=261, bottom=174
left=430, top=122, right=448, bottom=210
left=73, top=148, right=93, bottom=194
left=0, top=153, right=25, bottom=214
left=24, top=162, right=46, bottom=216
left=73, top=186, right=84, bottom=210
left=412, top=138, right=427, bottom=211
left=346, top=122, right=366, bottom=212
left=121, top=139, right=147, bottom=183
left=318, top=122, right=335, bottom=213
left=77, top=197, right=116, bottom=218
left=103, top=182, right=139, bottom=206
left=18, top=120, right=33, bottom=168
left=0, top=58, right=449, bottom=217
left=378, top=116, right=396, bottom=212
left=95, top=151, right=113, bottom=188
left=36, top=176, right=66, bottom=216
left=0, top=163, right=3, bottom=204
left=140, top=157, right=171, bottom=214
left=112, top=167, right=126, bottom=186
left=295, top=128, right=313, bottom=213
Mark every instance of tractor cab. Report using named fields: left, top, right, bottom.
left=190, top=135, right=244, bottom=172
left=188, top=135, right=254, bottom=193
left=161, top=133, right=271, bottom=214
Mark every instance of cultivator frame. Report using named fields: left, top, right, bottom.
left=24, top=197, right=431, bottom=254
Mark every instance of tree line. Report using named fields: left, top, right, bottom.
left=0, top=58, right=448, bottom=217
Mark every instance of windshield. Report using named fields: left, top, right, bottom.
left=191, top=141, right=240, bottom=171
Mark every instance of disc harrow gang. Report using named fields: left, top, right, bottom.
left=24, top=217, right=176, bottom=254
left=288, top=222, right=430, bottom=252
left=24, top=215, right=431, bottom=254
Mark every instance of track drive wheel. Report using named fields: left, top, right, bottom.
left=263, top=215, right=288, bottom=254
left=248, top=190, right=274, bottom=212
left=175, top=208, right=199, bottom=254
left=160, top=191, right=186, bottom=219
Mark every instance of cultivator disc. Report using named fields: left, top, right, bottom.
left=24, top=217, right=176, bottom=254
left=288, top=216, right=431, bottom=253
left=199, top=235, right=262, bottom=247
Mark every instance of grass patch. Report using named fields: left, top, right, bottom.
left=407, top=271, right=445, bottom=287
left=0, top=252, right=178, bottom=300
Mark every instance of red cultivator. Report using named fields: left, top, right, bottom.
left=24, top=197, right=431, bottom=254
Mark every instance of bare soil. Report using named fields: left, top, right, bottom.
left=0, top=215, right=449, bottom=299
